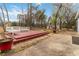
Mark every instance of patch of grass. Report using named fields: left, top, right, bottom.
left=0, top=50, right=15, bottom=56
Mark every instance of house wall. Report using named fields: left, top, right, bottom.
left=77, top=18, right=79, bottom=32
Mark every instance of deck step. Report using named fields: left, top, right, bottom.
left=13, top=31, right=48, bottom=44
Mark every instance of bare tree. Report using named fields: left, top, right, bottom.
left=0, top=7, right=6, bottom=38
left=3, top=3, right=10, bottom=26
left=53, top=3, right=76, bottom=31
left=52, top=3, right=62, bottom=33
left=0, top=7, right=6, bottom=32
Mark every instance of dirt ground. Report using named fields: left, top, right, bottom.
left=6, top=31, right=79, bottom=56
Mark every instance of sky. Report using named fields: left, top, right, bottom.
left=0, top=3, right=55, bottom=22
left=0, top=3, right=79, bottom=22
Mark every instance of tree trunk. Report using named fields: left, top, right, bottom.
left=0, top=16, right=6, bottom=39
left=54, top=21, right=57, bottom=33
left=60, top=18, right=62, bottom=30
left=29, top=3, right=32, bottom=29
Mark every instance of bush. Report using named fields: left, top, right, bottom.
left=11, top=22, right=17, bottom=26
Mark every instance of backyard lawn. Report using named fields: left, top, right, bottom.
left=0, top=30, right=79, bottom=56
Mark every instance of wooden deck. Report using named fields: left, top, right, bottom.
left=13, top=31, right=48, bottom=44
